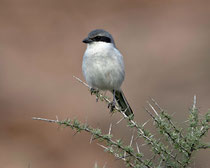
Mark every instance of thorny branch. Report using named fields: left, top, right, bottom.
left=32, top=76, right=210, bottom=168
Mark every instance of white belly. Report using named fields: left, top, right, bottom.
left=82, top=42, right=125, bottom=91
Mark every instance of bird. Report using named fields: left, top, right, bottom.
left=82, top=29, right=133, bottom=117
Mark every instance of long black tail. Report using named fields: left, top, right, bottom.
left=114, top=90, right=133, bottom=117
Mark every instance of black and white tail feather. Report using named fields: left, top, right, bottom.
left=114, top=90, right=133, bottom=116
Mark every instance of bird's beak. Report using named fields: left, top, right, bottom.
left=82, top=37, right=92, bottom=43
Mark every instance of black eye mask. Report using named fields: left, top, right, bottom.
left=91, top=36, right=111, bottom=43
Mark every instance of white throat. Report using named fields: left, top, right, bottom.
left=86, top=42, right=114, bottom=53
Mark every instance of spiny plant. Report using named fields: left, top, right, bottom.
left=33, top=76, right=210, bottom=168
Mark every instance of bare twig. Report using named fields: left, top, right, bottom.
left=129, top=134, right=134, bottom=147
left=116, top=117, right=124, bottom=125
left=136, top=142, right=140, bottom=154
left=73, top=76, right=91, bottom=89
left=108, top=123, right=112, bottom=135
left=147, top=101, right=159, bottom=117
left=32, top=117, right=58, bottom=123
left=192, top=95, right=196, bottom=111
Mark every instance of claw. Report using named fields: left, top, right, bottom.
left=90, top=88, right=99, bottom=95
left=90, top=88, right=99, bottom=102
left=108, top=101, right=116, bottom=112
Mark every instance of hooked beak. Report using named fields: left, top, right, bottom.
left=82, top=37, right=92, bottom=43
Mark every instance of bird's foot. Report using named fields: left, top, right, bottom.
left=90, top=88, right=99, bottom=95
left=90, top=88, right=99, bottom=102
left=108, top=101, right=116, bottom=112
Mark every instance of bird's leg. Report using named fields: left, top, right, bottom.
left=108, top=90, right=116, bottom=112
left=90, top=88, right=99, bottom=102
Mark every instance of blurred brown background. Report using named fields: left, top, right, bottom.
left=0, top=0, right=210, bottom=167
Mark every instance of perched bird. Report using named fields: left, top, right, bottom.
left=82, top=29, right=133, bottom=116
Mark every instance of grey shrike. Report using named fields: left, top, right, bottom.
left=82, top=29, right=133, bottom=116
